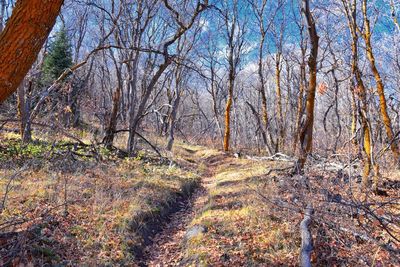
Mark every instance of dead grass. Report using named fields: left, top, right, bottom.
left=0, top=135, right=201, bottom=266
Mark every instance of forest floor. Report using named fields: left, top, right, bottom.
left=0, top=129, right=399, bottom=266
left=139, top=145, right=400, bottom=266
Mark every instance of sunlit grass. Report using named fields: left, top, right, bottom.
left=182, top=155, right=298, bottom=265
left=0, top=134, right=202, bottom=265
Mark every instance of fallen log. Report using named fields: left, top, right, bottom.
left=300, top=204, right=314, bottom=267
left=245, top=152, right=296, bottom=162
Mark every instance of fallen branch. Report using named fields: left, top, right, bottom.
left=314, top=161, right=359, bottom=172
left=114, top=129, right=163, bottom=158
left=265, top=166, right=295, bottom=176
left=0, top=119, right=89, bottom=146
left=300, top=204, right=314, bottom=267
left=134, top=131, right=163, bottom=158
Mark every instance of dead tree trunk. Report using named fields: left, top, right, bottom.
left=0, top=0, right=64, bottom=102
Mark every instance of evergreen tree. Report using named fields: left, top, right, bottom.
left=42, top=27, right=73, bottom=86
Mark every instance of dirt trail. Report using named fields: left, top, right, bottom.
left=139, top=153, right=226, bottom=267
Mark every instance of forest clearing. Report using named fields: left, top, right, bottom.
left=0, top=0, right=400, bottom=266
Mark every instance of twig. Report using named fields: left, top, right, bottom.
left=1, top=165, right=28, bottom=213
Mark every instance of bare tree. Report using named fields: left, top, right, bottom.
left=126, top=0, right=209, bottom=154
left=220, top=0, right=246, bottom=152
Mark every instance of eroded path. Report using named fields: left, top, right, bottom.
left=139, top=146, right=227, bottom=266
left=141, top=184, right=208, bottom=266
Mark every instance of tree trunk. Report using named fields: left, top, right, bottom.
left=362, top=0, right=400, bottom=166
left=342, top=0, right=379, bottom=190
left=224, top=35, right=236, bottom=152
left=297, top=0, right=319, bottom=171
left=127, top=59, right=171, bottom=154
left=350, top=85, right=358, bottom=145
left=257, top=32, right=272, bottom=154
left=275, top=53, right=284, bottom=151
left=246, top=101, right=272, bottom=154
left=223, top=89, right=233, bottom=152
left=17, top=81, right=27, bottom=142
left=127, top=55, right=139, bottom=151
left=293, top=46, right=307, bottom=155
left=330, top=66, right=342, bottom=152
left=212, top=89, right=223, bottom=142
left=0, top=0, right=64, bottom=102
left=104, top=87, right=121, bottom=149
left=17, top=79, right=32, bottom=143
left=166, top=93, right=181, bottom=151
left=390, top=0, right=400, bottom=32
left=210, top=68, right=223, bottom=144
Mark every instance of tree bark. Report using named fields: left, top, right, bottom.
left=223, top=11, right=236, bottom=152
left=0, top=0, right=64, bottom=103
left=350, top=84, right=358, bottom=145
left=246, top=101, right=272, bottom=153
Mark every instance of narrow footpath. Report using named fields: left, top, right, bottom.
left=139, top=148, right=228, bottom=266
left=139, top=146, right=297, bottom=266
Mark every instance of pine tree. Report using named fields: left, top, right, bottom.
left=42, top=27, right=73, bottom=86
